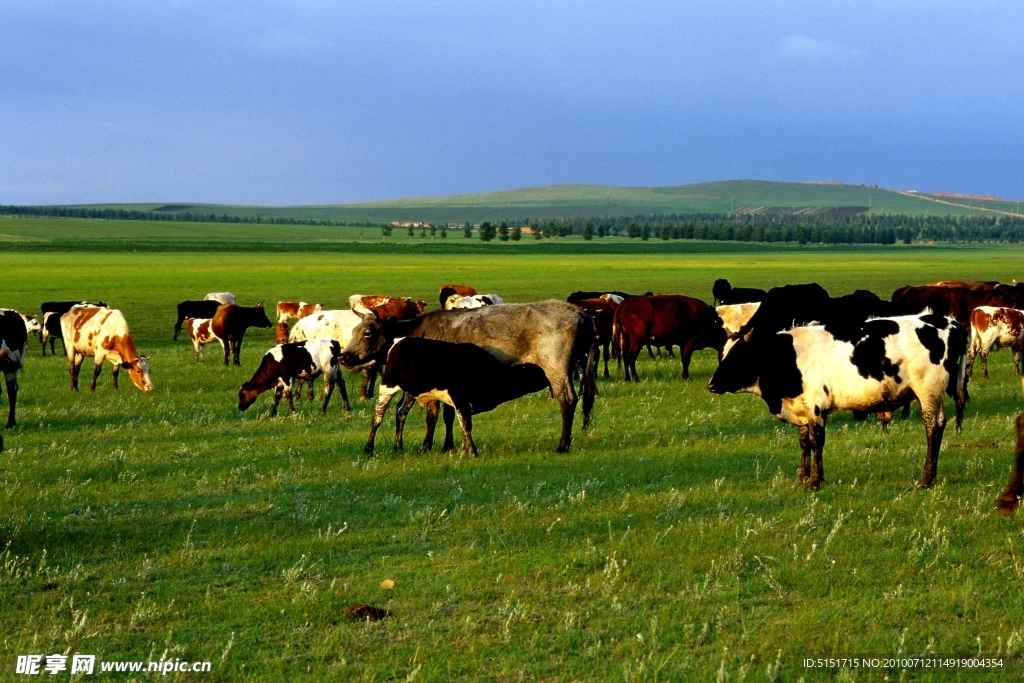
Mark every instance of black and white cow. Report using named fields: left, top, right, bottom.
left=365, top=338, right=550, bottom=456
left=238, top=339, right=350, bottom=416
left=41, top=311, right=65, bottom=356
left=0, top=309, right=29, bottom=452
left=709, top=312, right=968, bottom=488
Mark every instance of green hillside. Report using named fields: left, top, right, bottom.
left=53, top=180, right=1024, bottom=223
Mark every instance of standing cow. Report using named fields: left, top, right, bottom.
left=572, top=298, right=618, bottom=378
left=0, top=310, right=28, bottom=451
left=614, top=295, right=727, bottom=381
left=238, top=339, right=350, bottom=416
left=339, top=300, right=597, bottom=453
left=968, top=306, right=1024, bottom=378
left=184, top=317, right=223, bottom=361
left=708, top=312, right=968, bottom=488
left=61, top=305, right=153, bottom=392
left=211, top=303, right=272, bottom=366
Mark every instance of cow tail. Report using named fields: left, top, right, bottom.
left=612, top=308, right=622, bottom=370
left=578, top=313, right=598, bottom=430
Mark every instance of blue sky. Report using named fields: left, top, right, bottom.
left=1, top=1, right=1022, bottom=204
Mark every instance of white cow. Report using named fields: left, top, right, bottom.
left=60, top=305, right=153, bottom=392
left=444, top=294, right=504, bottom=310
left=205, top=292, right=236, bottom=305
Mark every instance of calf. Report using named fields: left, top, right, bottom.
left=184, top=317, right=223, bottom=361
left=365, top=338, right=549, bottom=456
left=205, top=292, right=236, bottom=305
left=174, top=300, right=223, bottom=340
left=0, top=309, right=29, bottom=451
left=614, top=295, right=727, bottom=381
left=444, top=294, right=504, bottom=309
left=709, top=312, right=968, bottom=488
left=289, top=309, right=372, bottom=399
left=572, top=298, right=618, bottom=378
left=211, top=302, right=272, bottom=366
left=997, top=413, right=1024, bottom=515
left=968, top=306, right=1024, bottom=379
left=41, top=312, right=65, bottom=356
left=439, top=284, right=477, bottom=307
left=712, top=279, right=767, bottom=305
left=238, top=339, right=349, bottom=416
left=61, top=305, right=153, bottom=392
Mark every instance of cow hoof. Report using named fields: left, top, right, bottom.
left=804, top=477, right=822, bottom=490
left=998, top=493, right=1019, bottom=515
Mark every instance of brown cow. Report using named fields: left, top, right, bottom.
left=572, top=298, right=617, bottom=378
left=928, top=280, right=1004, bottom=290
left=614, top=296, right=727, bottom=381
left=997, top=413, right=1024, bottom=515
left=438, top=284, right=476, bottom=307
left=892, top=285, right=1015, bottom=325
left=211, top=303, right=272, bottom=366
left=371, top=299, right=426, bottom=320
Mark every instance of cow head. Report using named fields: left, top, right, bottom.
left=708, top=337, right=760, bottom=396
left=698, top=309, right=729, bottom=356
left=22, top=315, right=41, bottom=335
left=124, top=356, right=154, bottom=392
left=238, top=382, right=261, bottom=411
left=338, top=311, right=391, bottom=369
left=251, top=301, right=273, bottom=329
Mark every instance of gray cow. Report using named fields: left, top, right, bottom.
left=339, top=300, right=598, bottom=453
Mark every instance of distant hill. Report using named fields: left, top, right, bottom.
left=44, top=180, right=1024, bottom=223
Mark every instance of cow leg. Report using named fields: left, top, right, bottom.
left=89, top=362, right=102, bottom=392
left=286, top=382, right=296, bottom=414
left=222, top=339, right=231, bottom=366
left=806, top=422, right=826, bottom=489
left=111, top=364, right=120, bottom=389
left=680, top=341, right=694, bottom=380
left=647, top=343, right=655, bottom=359
left=998, top=413, right=1024, bottom=514
left=900, top=404, right=911, bottom=420
left=365, top=385, right=401, bottom=454
left=69, top=354, right=82, bottom=391
left=270, top=385, right=283, bottom=416
left=4, top=374, right=17, bottom=429
left=981, top=351, right=989, bottom=380
left=422, top=400, right=439, bottom=452
left=174, top=318, right=182, bottom=341
left=50, top=338, right=57, bottom=355
left=553, top=377, right=579, bottom=453
left=878, top=411, right=892, bottom=432
left=1015, top=347, right=1023, bottom=376
left=330, top=371, right=350, bottom=412
left=441, top=404, right=456, bottom=452
left=667, top=345, right=676, bottom=358
left=602, top=340, right=610, bottom=379
left=919, top=401, right=946, bottom=488
left=360, top=366, right=378, bottom=401
left=232, top=339, right=241, bottom=366
left=453, top=402, right=478, bottom=457
left=797, top=424, right=812, bottom=482
left=394, top=392, right=416, bottom=451
left=307, top=377, right=315, bottom=401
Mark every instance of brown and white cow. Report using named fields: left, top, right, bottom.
left=348, top=294, right=402, bottom=312
left=968, top=306, right=1024, bottom=379
left=276, top=301, right=322, bottom=324
left=438, top=284, right=476, bottom=307
left=184, top=317, right=223, bottom=361
left=371, top=298, right=426, bottom=320
left=60, top=305, right=153, bottom=392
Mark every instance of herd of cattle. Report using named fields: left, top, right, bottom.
left=4, top=278, right=1024, bottom=513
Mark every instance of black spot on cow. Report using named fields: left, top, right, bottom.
left=814, top=405, right=820, bottom=416
left=851, top=324, right=902, bottom=382
left=920, top=312, right=951, bottom=330
left=823, top=385, right=829, bottom=395
left=915, top=324, right=946, bottom=365
left=758, top=334, right=804, bottom=415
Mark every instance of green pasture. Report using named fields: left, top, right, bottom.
left=2, top=245, right=1024, bottom=680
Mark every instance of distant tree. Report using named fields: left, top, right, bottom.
left=440, top=224, right=448, bottom=238
left=498, top=221, right=509, bottom=242
left=479, top=221, right=496, bottom=242
left=430, top=224, right=437, bottom=238
left=407, top=225, right=415, bottom=237
left=381, top=223, right=392, bottom=239
left=641, top=223, right=651, bottom=241
left=512, top=224, right=522, bottom=241
left=419, top=226, right=426, bottom=238
left=627, top=222, right=640, bottom=239
left=582, top=221, right=594, bottom=241
left=532, top=222, right=542, bottom=240
left=597, top=223, right=607, bottom=238
left=611, top=224, right=620, bottom=238
left=543, top=221, right=556, bottom=239
left=464, top=222, right=473, bottom=238
left=659, top=225, right=670, bottom=241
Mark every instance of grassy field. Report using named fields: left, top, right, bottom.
left=46, top=180, right=1018, bottom=223
left=3, top=245, right=1024, bottom=680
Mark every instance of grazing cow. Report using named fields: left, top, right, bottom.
left=572, top=298, right=618, bottom=378
left=205, top=292, right=236, bottom=305
left=968, top=306, right=1024, bottom=379
left=349, top=294, right=402, bottom=312
left=184, top=317, right=223, bottom=361
left=567, top=290, right=646, bottom=304
left=289, top=309, right=374, bottom=399
left=41, top=300, right=108, bottom=316
left=339, top=300, right=597, bottom=453
left=892, top=285, right=1014, bottom=325
left=41, top=312, right=65, bottom=356
left=365, top=338, right=549, bottom=456
left=238, top=339, right=349, bottom=416
left=614, top=296, right=727, bottom=381
left=211, top=302, right=272, bottom=366
left=276, top=301, right=322, bottom=324
left=444, top=294, right=504, bottom=310
left=439, top=284, right=477, bottom=307
left=997, top=413, right=1024, bottom=515
left=0, top=309, right=28, bottom=451
left=174, top=300, right=224, bottom=340
left=61, top=305, right=153, bottom=392
left=708, top=312, right=968, bottom=488
left=712, top=279, right=767, bottom=305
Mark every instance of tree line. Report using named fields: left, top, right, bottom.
left=0, top=205, right=371, bottom=227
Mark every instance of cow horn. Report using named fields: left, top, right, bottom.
left=255, top=300, right=264, bottom=307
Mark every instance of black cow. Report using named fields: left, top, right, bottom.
left=0, top=309, right=29, bottom=452
left=40, top=312, right=65, bottom=356
left=174, top=300, right=224, bottom=340
left=712, top=279, right=767, bottom=305
left=365, top=338, right=549, bottom=456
